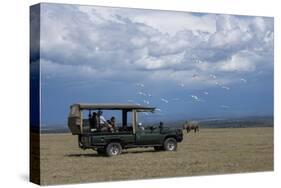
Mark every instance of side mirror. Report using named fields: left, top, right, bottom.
left=159, top=121, right=163, bottom=128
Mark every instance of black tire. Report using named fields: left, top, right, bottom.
left=163, top=138, right=177, bottom=151
left=154, top=146, right=164, bottom=151
left=106, top=142, right=122, bottom=156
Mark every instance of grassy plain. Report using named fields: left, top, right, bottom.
left=39, top=127, right=273, bottom=185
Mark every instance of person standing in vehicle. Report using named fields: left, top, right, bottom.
left=98, top=110, right=107, bottom=125
left=90, top=112, right=98, bottom=131
left=98, top=110, right=113, bottom=131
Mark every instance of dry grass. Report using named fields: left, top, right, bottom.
left=39, top=127, right=273, bottom=185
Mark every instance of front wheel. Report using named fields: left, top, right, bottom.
left=106, top=142, right=122, bottom=156
left=163, top=138, right=177, bottom=151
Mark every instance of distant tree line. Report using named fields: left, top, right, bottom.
left=41, top=116, right=273, bottom=134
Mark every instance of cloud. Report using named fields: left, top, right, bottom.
left=79, top=6, right=217, bottom=35
left=135, top=51, right=185, bottom=70
left=40, top=3, right=273, bottom=90
left=215, top=51, right=258, bottom=72
left=131, top=11, right=217, bottom=36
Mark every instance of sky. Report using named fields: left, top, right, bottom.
left=36, top=3, right=274, bottom=125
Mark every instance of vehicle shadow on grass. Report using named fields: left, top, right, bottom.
left=65, top=153, right=105, bottom=158
left=122, top=150, right=159, bottom=155
left=65, top=150, right=160, bottom=158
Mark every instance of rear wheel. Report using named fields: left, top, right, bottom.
left=106, top=142, right=122, bottom=156
left=164, top=138, right=177, bottom=151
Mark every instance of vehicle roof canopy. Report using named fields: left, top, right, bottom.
left=71, top=103, right=155, bottom=112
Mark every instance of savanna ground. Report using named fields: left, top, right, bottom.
left=39, top=127, right=273, bottom=185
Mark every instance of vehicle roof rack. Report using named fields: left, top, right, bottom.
left=71, top=103, right=155, bottom=111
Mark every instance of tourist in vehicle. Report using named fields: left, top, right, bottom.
left=89, top=112, right=98, bottom=131
left=109, top=116, right=116, bottom=129
left=106, top=117, right=115, bottom=132
left=98, top=110, right=113, bottom=132
left=98, top=110, right=107, bottom=125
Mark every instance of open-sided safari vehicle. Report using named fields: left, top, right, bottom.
left=68, top=103, right=183, bottom=156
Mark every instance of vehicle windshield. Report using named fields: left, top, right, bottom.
left=137, top=111, right=162, bottom=128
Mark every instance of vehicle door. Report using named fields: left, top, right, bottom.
left=135, top=125, right=162, bottom=145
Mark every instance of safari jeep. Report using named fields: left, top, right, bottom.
left=68, top=103, right=183, bottom=156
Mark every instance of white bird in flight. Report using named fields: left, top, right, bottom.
left=127, top=99, right=134, bottom=103
left=161, top=98, right=169, bottom=103
left=192, top=74, right=198, bottom=79
left=191, top=95, right=200, bottom=101
left=155, top=108, right=162, bottom=112
left=221, top=105, right=230, bottom=108
left=191, top=57, right=202, bottom=64
left=178, top=82, right=185, bottom=88
left=240, top=78, right=247, bottom=83
left=137, top=91, right=147, bottom=97
left=203, top=91, right=209, bottom=95
left=136, top=83, right=144, bottom=88
left=143, top=100, right=150, bottom=105
left=221, top=86, right=230, bottom=90
left=209, top=74, right=217, bottom=79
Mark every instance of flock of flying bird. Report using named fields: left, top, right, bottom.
left=127, top=57, right=249, bottom=115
